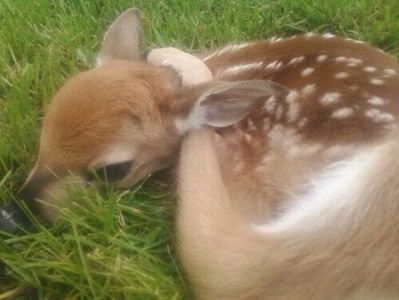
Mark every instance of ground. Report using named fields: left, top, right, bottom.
left=0, top=0, right=398, bottom=299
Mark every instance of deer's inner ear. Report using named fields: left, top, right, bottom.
left=89, top=160, right=132, bottom=183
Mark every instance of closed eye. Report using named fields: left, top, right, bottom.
left=89, top=160, right=132, bottom=183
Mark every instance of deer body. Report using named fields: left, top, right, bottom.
left=178, top=34, right=399, bottom=300
left=189, top=35, right=399, bottom=223
left=1, top=8, right=399, bottom=300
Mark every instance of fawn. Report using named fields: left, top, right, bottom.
left=2, top=8, right=399, bottom=300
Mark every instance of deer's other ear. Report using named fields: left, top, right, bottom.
left=97, top=8, right=143, bottom=66
left=175, top=80, right=288, bottom=134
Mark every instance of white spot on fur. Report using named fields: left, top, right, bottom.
left=344, top=38, right=365, bottom=45
left=301, top=84, right=316, bottom=96
left=320, top=92, right=341, bottom=105
left=203, top=43, right=251, bottom=61
left=367, top=96, right=386, bottom=106
left=365, top=108, right=395, bottom=123
left=383, top=68, right=397, bottom=77
left=322, top=33, right=336, bottom=39
left=276, top=105, right=284, bottom=120
left=269, top=36, right=283, bottom=43
left=347, top=58, right=362, bottom=64
left=175, top=99, right=207, bottom=134
left=370, top=78, right=384, bottom=85
left=263, top=119, right=272, bottom=131
left=287, top=102, right=301, bottom=123
left=217, top=61, right=264, bottom=77
left=334, top=72, right=349, bottom=79
left=263, top=96, right=277, bottom=113
left=301, top=67, right=315, bottom=77
left=285, top=90, right=299, bottom=104
left=266, top=61, right=283, bottom=71
left=244, top=132, right=253, bottom=142
left=335, top=57, right=362, bottom=66
left=346, top=58, right=363, bottom=67
left=316, top=54, right=327, bottom=63
left=305, top=32, right=316, bottom=38
left=331, top=107, right=354, bottom=119
left=268, top=125, right=301, bottom=149
left=363, top=66, right=377, bottom=73
left=335, top=56, right=347, bottom=63
left=247, top=120, right=256, bottom=131
left=288, top=56, right=305, bottom=65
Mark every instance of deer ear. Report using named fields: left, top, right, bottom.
left=96, top=8, right=143, bottom=66
left=175, top=80, right=288, bottom=134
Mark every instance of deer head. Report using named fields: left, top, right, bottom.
left=0, top=8, right=286, bottom=233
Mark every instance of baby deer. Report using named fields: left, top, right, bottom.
left=2, top=8, right=399, bottom=300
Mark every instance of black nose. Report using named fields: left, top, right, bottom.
left=0, top=201, right=35, bottom=235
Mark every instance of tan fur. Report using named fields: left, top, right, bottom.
left=177, top=129, right=399, bottom=300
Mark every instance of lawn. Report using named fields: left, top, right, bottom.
left=0, top=0, right=398, bottom=299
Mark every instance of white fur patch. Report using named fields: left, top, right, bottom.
left=346, top=58, right=363, bottom=66
left=254, top=146, right=379, bottom=234
left=335, top=57, right=362, bottom=66
left=335, top=56, right=348, bottom=63
left=331, top=107, right=354, bottom=119
left=276, top=105, right=284, bottom=120
left=363, top=66, right=377, bottom=73
left=287, top=102, right=301, bottom=123
left=334, top=72, right=349, bottom=79
left=217, top=62, right=264, bottom=77
left=266, top=61, right=283, bottom=71
left=320, top=92, right=342, bottom=105
left=203, top=43, right=251, bottom=61
left=269, top=36, right=283, bottom=43
left=301, top=67, right=315, bottom=77
left=364, top=109, right=395, bottom=123
left=285, top=90, right=299, bottom=103
left=288, top=56, right=305, bottom=65
left=263, top=96, right=277, bottom=113
left=316, top=54, right=328, bottom=63
left=322, top=33, right=336, bottom=39
left=383, top=68, right=397, bottom=77
left=268, top=125, right=301, bottom=149
left=301, top=84, right=316, bottom=96
left=174, top=99, right=206, bottom=134
left=370, top=78, right=384, bottom=86
left=367, top=96, right=386, bottom=106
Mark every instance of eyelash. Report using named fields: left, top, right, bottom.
left=88, top=160, right=132, bottom=182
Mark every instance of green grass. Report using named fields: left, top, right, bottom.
left=0, top=0, right=398, bottom=299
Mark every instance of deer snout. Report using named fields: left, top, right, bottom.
left=0, top=168, right=88, bottom=234
left=0, top=171, right=51, bottom=234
